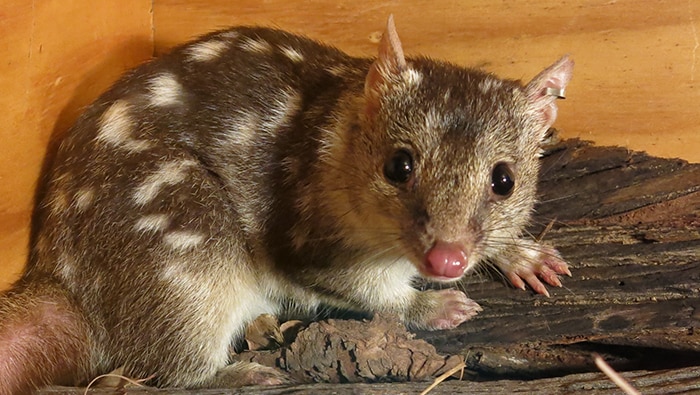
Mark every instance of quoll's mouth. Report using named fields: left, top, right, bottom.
left=421, top=241, right=470, bottom=281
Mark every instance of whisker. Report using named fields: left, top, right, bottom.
left=537, top=193, right=578, bottom=204
left=539, top=148, right=570, bottom=177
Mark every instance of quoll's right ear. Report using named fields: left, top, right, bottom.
left=524, top=56, right=574, bottom=140
left=364, top=15, right=407, bottom=116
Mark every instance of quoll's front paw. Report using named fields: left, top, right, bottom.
left=420, top=289, right=482, bottom=331
left=497, top=241, right=571, bottom=297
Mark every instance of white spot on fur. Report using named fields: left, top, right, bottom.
left=98, top=100, right=131, bottom=144
left=47, top=173, right=72, bottom=215
left=97, top=100, right=152, bottom=151
left=224, top=112, right=259, bottom=147
left=163, top=230, right=205, bottom=251
left=317, top=126, right=340, bottom=158
left=325, top=64, right=347, bottom=76
left=218, top=30, right=240, bottom=40
left=186, top=40, right=229, bottom=62
left=478, top=78, right=503, bottom=94
left=317, top=114, right=352, bottom=198
left=161, top=262, right=211, bottom=302
left=403, top=68, right=423, bottom=86
left=134, top=214, right=171, bottom=233
left=443, top=88, right=452, bottom=103
left=97, top=100, right=130, bottom=145
left=56, top=252, right=76, bottom=285
left=280, top=46, right=304, bottom=63
left=240, top=37, right=272, bottom=54
left=73, top=187, right=95, bottom=212
left=424, top=107, right=443, bottom=133
left=48, top=190, right=69, bottom=215
left=148, top=73, right=183, bottom=107
left=260, top=90, right=301, bottom=134
left=132, top=159, right=197, bottom=206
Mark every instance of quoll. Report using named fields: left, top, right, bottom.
left=0, top=16, right=572, bottom=392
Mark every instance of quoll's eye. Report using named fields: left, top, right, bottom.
left=384, top=149, right=414, bottom=184
left=491, top=162, right=515, bottom=197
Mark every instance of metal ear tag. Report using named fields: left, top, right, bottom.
left=545, top=87, right=566, bottom=99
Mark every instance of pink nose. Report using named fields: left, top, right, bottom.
left=423, top=241, right=469, bottom=279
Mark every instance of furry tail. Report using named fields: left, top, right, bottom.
left=0, top=278, right=92, bottom=394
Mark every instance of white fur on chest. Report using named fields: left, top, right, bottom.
left=324, top=254, right=421, bottom=315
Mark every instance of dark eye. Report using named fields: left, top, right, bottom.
left=491, top=162, right=515, bottom=197
left=384, top=149, right=413, bottom=184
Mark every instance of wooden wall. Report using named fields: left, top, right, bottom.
left=0, top=1, right=153, bottom=289
left=0, top=0, right=698, bottom=289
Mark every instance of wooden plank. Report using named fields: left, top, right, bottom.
left=37, top=365, right=700, bottom=394
left=0, top=0, right=153, bottom=289
left=152, top=0, right=700, bottom=163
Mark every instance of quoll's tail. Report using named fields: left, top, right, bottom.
left=0, top=278, right=92, bottom=394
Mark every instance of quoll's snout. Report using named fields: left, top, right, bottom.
left=423, top=240, right=470, bottom=280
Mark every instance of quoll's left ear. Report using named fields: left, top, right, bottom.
left=364, top=14, right=407, bottom=117
left=525, top=56, right=574, bottom=137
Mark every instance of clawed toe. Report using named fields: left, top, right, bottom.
left=496, top=241, right=570, bottom=296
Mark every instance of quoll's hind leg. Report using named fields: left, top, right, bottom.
left=103, top=271, right=291, bottom=389
left=0, top=278, right=93, bottom=394
left=117, top=312, right=291, bottom=389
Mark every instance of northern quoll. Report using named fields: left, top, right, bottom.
left=0, top=16, right=572, bottom=392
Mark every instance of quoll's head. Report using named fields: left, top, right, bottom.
left=341, top=16, right=573, bottom=282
